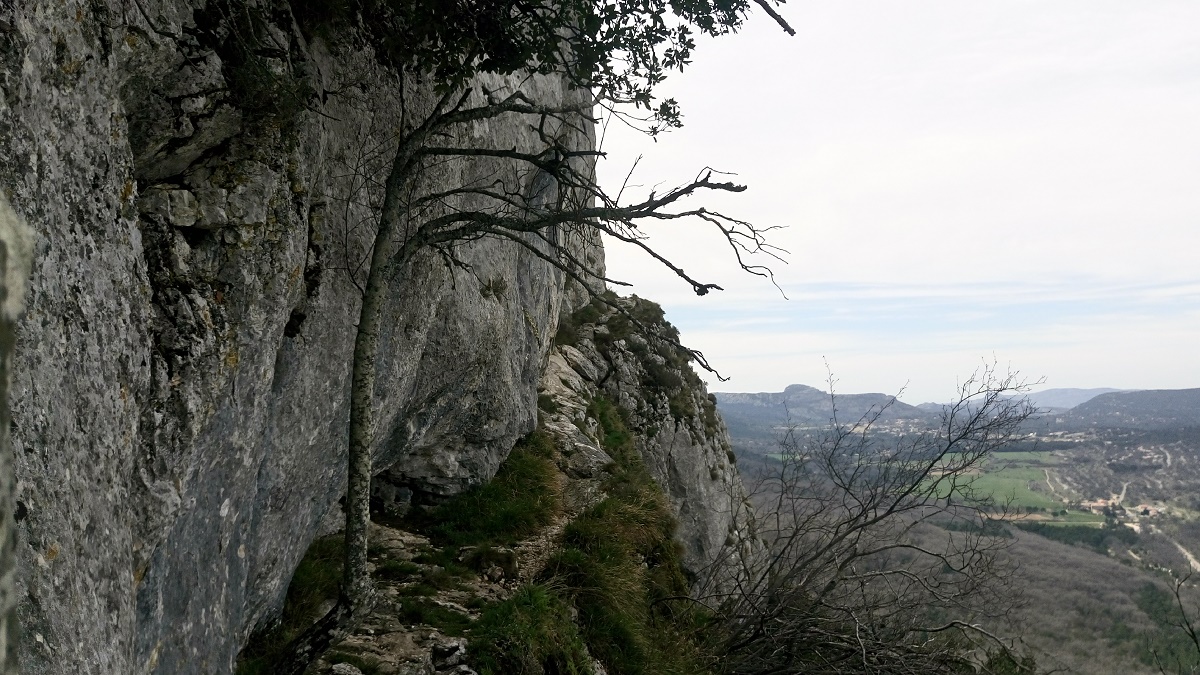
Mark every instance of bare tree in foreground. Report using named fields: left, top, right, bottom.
left=1156, top=573, right=1200, bottom=675
left=702, top=366, right=1039, bottom=675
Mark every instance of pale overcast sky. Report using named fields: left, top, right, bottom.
left=595, top=0, right=1200, bottom=404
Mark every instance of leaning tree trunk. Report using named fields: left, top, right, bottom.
left=274, top=135, right=421, bottom=675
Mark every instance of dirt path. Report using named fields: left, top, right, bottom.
left=1151, top=526, right=1200, bottom=572
left=1113, top=481, right=1129, bottom=506
left=1041, top=470, right=1070, bottom=502
left=1043, top=469, right=1065, bottom=503
left=1170, top=537, right=1200, bottom=571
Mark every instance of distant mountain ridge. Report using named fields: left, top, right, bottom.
left=714, top=384, right=931, bottom=440
left=1062, top=388, right=1200, bottom=429
left=1025, top=388, right=1131, bottom=410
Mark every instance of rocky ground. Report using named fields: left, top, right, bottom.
left=299, top=345, right=618, bottom=675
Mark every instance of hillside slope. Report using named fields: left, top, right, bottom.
left=1064, top=388, right=1200, bottom=429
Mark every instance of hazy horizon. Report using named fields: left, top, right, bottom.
left=593, top=1, right=1200, bottom=404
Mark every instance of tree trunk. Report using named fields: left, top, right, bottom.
left=274, top=132, right=421, bottom=674
left=271, top=225, right=392, bottom=675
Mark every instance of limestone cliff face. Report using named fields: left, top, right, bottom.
left=540, top=296, right=751, bottom=583
left=0, top=1, right=600, bottom=672
left=1, top=1, right=744, bottom=672
left=0, top=195, right=33, bottom=675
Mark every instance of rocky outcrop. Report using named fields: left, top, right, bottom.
left=1, top=1, right=599, bottom=672
left=539, top=295, right=751, bottom=582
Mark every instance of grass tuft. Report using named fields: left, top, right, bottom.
left=235, top=535, right=345, bottom=674
left=471, top=584, right=594, bottom=675
left=398, top=598, right=474, bottom=635
left=537, top=395, right=712, bottom=675
left=405, top=430, right=560, bottom=548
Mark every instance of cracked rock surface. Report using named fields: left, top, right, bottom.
left=0, top=1, right=601, bottom=672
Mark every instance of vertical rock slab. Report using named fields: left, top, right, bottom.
left=543, top=296, right=753, bottom=586
left=2, top=1, right=150, bottom=671
left=0, top=195, right=33, bottom=674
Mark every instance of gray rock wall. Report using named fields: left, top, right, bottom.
left=0, top=1, right=599, bottom=672
left=0, top=195, right=33, bottom=675
left=541, top=297, right=752, bottom=583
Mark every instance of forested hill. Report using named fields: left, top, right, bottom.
left=1025, top=387, right=1129, bottom=410
left=1061, top=388, right=1200, bottom=429
left=714, top=384, right=931, bottom=440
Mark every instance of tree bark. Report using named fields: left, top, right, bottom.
left=274, top=107, right=431, bottom=673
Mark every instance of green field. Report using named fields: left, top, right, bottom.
left=764, top=449, right=1102, bottom=523
left=969, top=466, right=1063, bottom=511
left=989, top=451, right=1064, bottom=465
left=966, top=452, right=1107, bottom=525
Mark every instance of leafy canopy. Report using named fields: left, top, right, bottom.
left=352, top=0, right=791, bottom=130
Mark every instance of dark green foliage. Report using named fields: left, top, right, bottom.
left=1093, top=583, right=1200, bottom=671
left=586, top=396, right=636, bottom=468
left=410, top=548, right=470, bottom=574
left=225, top=53, right=311, bottom=125
left=470, top=585, right=594, bottom=675
left=1130, top=583, right=1200, bottom=670
left=552, top=293, right=609, bottom=343
left=702, top=395, right=721, bottom=440
left=398, top=598, right=473, bottom=635
left=405, top=430, right=559, bottom=548
left=299, top=0, right=784, bottom=131
left=213, top=3, right=313, bottom=126
left=537, top=395, right=712, bottom=675
left=235, top=536, right=345, bottom=673
left=553, top=320, right=580, bottom=347
left=668, top=389, right=695, bottom=420
left=1015, top=521, right=1137, bottom=553
left=936, top=518, right=1013, bottom=538
left=388, top=561, right=467, bottom=596
left=375, top=559, right=420, bottom=581
left=555, top=293, right=610, bottom=347
left=281, top=0, right=790, bottom=131
left=537, top=393, right=560, bottom=414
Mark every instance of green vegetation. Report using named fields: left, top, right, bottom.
left=388, top=393, right=710, bottom=672
left=970, top=465, right=1062, bottom=511
left=405, top=430, right=560, bottom=548
left=553, top=292, right=611, bottom=347
left=398, top=597, right=474, bottom=636
left=1014, top=521, right=1138, bottom=553
left=537, top=392, right=560, bottom=414
left=538, top=395, right=711, bottom=675
left=375, top=559, right=420, bottom=581
left=471, top=585, right=593, bottom=675
left=990, top=451, right=1064, bottom=464
left=1101, top=583, right=1200, bottom=671
left=235, top=536, right=345, bottom=674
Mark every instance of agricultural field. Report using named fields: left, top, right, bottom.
left=970, top=451, right=1102, bottom=522
left=719, top=387, right=1200, bottom=673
